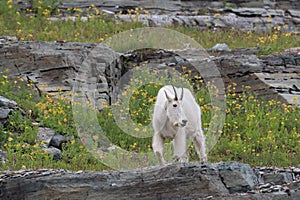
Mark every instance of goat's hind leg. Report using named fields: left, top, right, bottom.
left=152, top=133, right=166, bottom=165
left=192, top=131, right=208, bottom=162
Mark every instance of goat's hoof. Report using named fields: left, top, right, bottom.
left=159, top=160, right=167, bottom=166
left=173, top=156, right=180, bottom=162
left=200, top=160, right=209, bottom=164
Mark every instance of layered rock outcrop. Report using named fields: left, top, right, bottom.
left=117, top=8, right=300, bottom=33
left=15, top=0, right=300, bottom=13
left=14, top=0, right=300, bottom=33
left=0, top=162, right=299, bottom=200
left=1, top=38, right=299, bottom=106
left=0, top=39, right=122, bottom=108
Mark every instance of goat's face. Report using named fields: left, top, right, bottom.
left=164, top=87, right=188, bottom=127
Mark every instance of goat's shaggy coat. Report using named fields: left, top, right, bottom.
left=152, top=85, right=207, bottom=165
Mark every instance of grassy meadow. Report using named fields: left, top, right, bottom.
left=0, top=1, right=299, bottom=170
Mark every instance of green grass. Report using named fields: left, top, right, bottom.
left=0, top=65, right=299, bottom=171
left=210, top=85, right=299, bottom=166
left=0, top=2, right=299, bottom=170
left=175, top=26, right=300, bottom=55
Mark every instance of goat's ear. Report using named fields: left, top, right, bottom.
left=164, top=90, right=172, bottom=102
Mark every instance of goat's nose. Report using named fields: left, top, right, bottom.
left=182, top=119, right=188, bottom=126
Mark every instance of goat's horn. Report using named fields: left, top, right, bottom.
left=172, top=85, right=178, bottom=101
left=164, top=90, right=171, bottom=101
left=180, top=88, right=184, bottom=100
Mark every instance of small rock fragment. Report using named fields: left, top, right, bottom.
left=49, top=134, right=68, bottom=149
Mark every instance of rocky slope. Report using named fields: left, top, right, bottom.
left=0, top=38, right=299, bottom=106
left=1, top=1, right=299, bottom=199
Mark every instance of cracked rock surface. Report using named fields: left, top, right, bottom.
left=14, top=0, right=300, bottom=33
left=0, top=162, right=299, bottom=200
left=0, top=40, right=299, bottom=106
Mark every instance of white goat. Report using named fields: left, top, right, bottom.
left=152, top=85, right=207, bottom=165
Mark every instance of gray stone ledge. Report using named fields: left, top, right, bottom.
left=0, top=162, right=299, bottom=200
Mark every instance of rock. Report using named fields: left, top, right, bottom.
left=12, top=1, right=300, bottom=33
left=41, top=146, right=62, bottom=161
left=0, top=96, right=17, bottom=109
left=1, top=41, right=299, bottom=107
left=285, top=47, right=300, bottom=55
left=288, top=181, right=300, bottom=190
left=123, top=48, right=300, bottom=105
left=0, top=36, right=18, bottom=43
left=293, top=168, right=300, bottom=174
left=259, top=182, right=273, bottom=189
left=14, top=0, right=300, bottom=14
left=0, top=96, right=18, bottom=127
left=287, top=9, right=300, bottom=18
left=37, top=127, right=56, bottom=147
left=217, top=162, right=258, bottom=193
left=0, top=108, right=11, bottom=119
left=116, top=10, right=300, bottom=33
left=263, top=173, right=294, bottom=185
left=210, top=43, right=231, bottom=52
left=49, top=134, right=68, bottom=149
left=0, top=149, right=7, bottom=165
left=0, top=162, right=300, bottom=200
left=0, top=41, right=122, bottom=106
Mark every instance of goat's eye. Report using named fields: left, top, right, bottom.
left=173, top=104, right=177, bottom=107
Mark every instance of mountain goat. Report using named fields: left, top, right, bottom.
left=152, top=85, right=207, bottom=165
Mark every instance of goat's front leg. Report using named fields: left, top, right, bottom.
left=152, top=133, right=166, bottom=165
left=192, top=130, right=208, bottom=162
left=173, top=130, right=188, bottom=162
